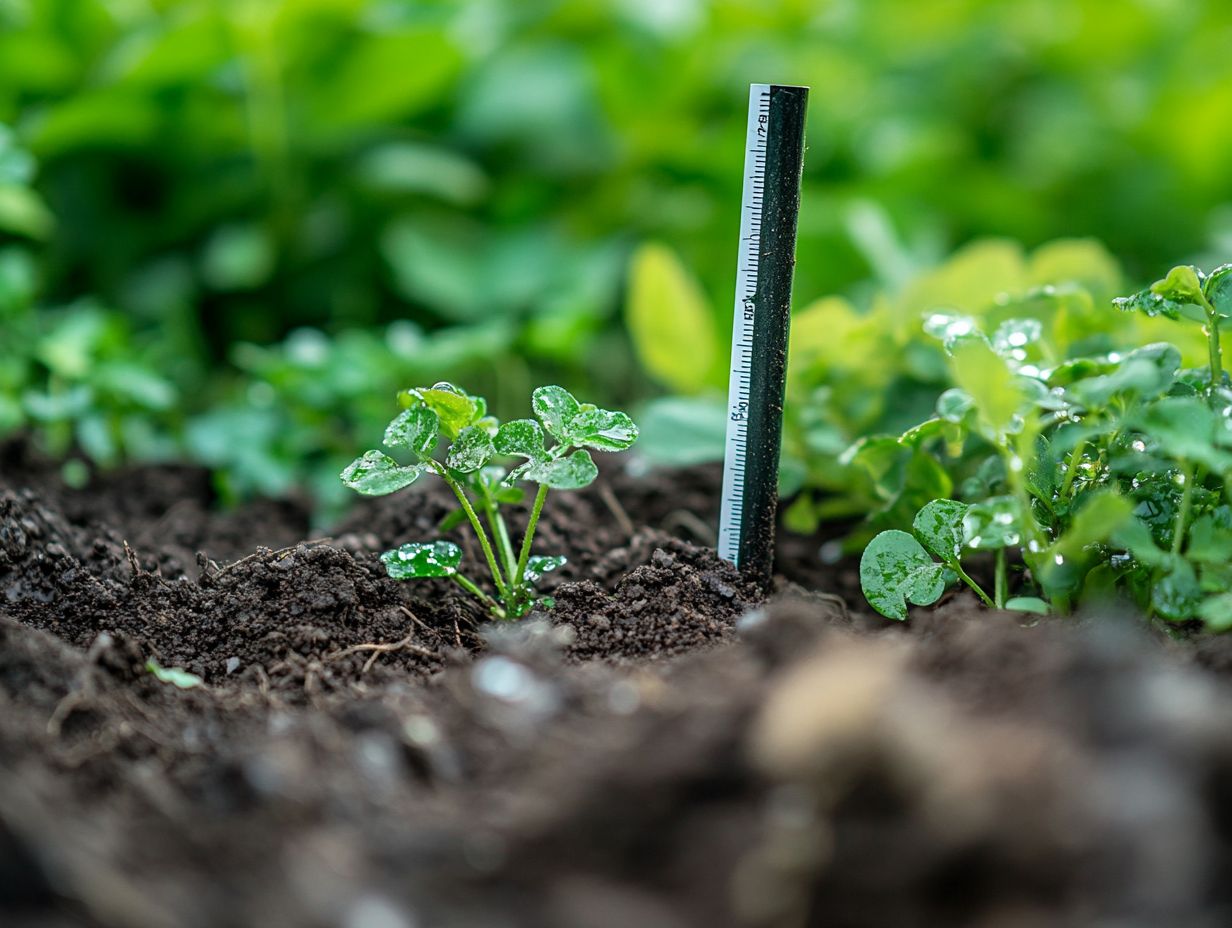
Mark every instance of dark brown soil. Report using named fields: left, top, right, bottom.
left=4, top=441, right=1232, bottom=927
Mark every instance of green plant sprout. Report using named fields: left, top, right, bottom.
left=341, top=383, right=638, bottom=620
left=860, top=264, right=1232, bottom=630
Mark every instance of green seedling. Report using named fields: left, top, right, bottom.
left=860, top=264, right=1232, bottom=631
left=341, top=382, right=638, bottom=620
left=146, top=659, right=204, bottom=689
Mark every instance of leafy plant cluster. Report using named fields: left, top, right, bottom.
left=858, top=263, right=1232, bottom=630
left=9, top=0, right=1232, bottom=400
left=341, top=383, right=637, bottom=620
left=628, top=237, right=1222, bottom=534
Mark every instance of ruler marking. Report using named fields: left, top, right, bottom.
left=717, top=83, right=772, bottom=566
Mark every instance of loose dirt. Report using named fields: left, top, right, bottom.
left=3, top=440, right=1232, bottom=927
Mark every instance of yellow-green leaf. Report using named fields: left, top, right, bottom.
left=625, top=242, right=719, bottom=394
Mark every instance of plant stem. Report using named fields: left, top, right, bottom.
left=1060, top=438, right=1087, bottom=498
left=953, top=561, right=996, bottom=609
left=994, top=548, right=1007, bottom=609
left=484, top=497, right=518, bottom=582
left=1202, top=294, right=1222, bottom=384
left=453, top=574, right=503, bottom=617
left=514, top=483, right=550, bottom=588
left=1171, top=464, right=1195, bottom=557
left=439, top=472, right=508, bottom=599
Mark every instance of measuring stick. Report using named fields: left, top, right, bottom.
left=717, top=83, right=808, bottom=587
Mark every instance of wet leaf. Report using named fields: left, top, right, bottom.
left=1205, top=264, right=1232, bottom=319
left=493, top=419, right=548, bottom=462
left=912, top=498, right=968, bottom=563
left=963, top=496, right=1021, bottom=550
left=523, top=555, right=566, bottom=584
left=340, top=451, right=425, bottom=496
left=446, top=425, right=494, bottom=472
left=514, top=449, right=599, bottom=489
left=936, top=387, right=974, bottom=423
left=383, top=406, right=439, bottom=457
left=531, top=385, right=581, bottom=441
left=859, top=530, right=948, bottom=621
left=1113, top=288, right=1185, bottom=321
left=1153, top=559, right=1202, bottom=622
left=568, top=406, right=639, bottom=451
left=381, top=540, right=463, bottom=579
left=399, top=382, right=482, bottom=439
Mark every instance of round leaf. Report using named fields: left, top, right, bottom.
left=532, top=385, right=581, bottom=441
left=381, top=541, right=463, bottom=579
left=384, top=405, right=439, bottom=457
left=912, top=499, right=969, bottom=562
left=494, top=418, right=548, bottom=461
left=1204, top=264, right=1232, bottom=319
left=568, top=406, right=639, bottom=451
left=341, top=450, right=424, bottom=496
left=447, top=424, right=495, bottom=472
left=517, top=449, right=598, bottom=489
left=962, top=495, right=1021, bottom=549
left=859, top=530, right=948, bottom=621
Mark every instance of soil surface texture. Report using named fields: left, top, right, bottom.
left=3, top=439, right=1232, bottom=928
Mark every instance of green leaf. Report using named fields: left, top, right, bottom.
left=936, top=388, right=974, bottom=423
left=1198, top=592, right=1232, bottom=632
left=494, top=418, right=548, bottom=461
left=568, top=406, right=639, bottom=451
left=340, top=451, right=425, bottom=496
left=1068, top=343, right=1181, bottom=408
left=1005, top=596, right=1050, bottom=615
left=1151, top=265, right=1206, bottom=306
left=146, top=660, right=203, bottom=689
left=859, top=530, right=949, bottom=621
left=949, top=336, right=1025, bottom=440
left=1153, top=559, right=1201, bottom=622
left=399, top=382, right=481, bottom=439
left=1187, top=508, right=1232, bottom=564
left=1113, top=288, right=1185, bottom=321
left=912, top=499, right=969, bottom=563
left=991, top=318, right=1043, bottom=360
left=383, top=406, right=439, bottom=457
left=531, top=385, right=581, bottom=441
left=523, top=555, right=566, bottom=584
left=1135, top=397, right=1232, bottom=469
left=625, top=242, right=720, bottom=393
left=1204, top=264, right=1232, bottom=319
left=632, top=395, right=727, bottom=466
left=381, top=541, right=463, bottom=579
left=963, top=496, right=1021, bottom=550
left=447, top=425, right=494, bottom=472
left=515, top=449, right=599, bottom=489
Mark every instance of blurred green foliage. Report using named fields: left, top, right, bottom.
left=4, top=0, right=1232, bottom=507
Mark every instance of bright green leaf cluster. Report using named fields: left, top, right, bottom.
left=341, top=383, right=637, bottom=621
left=859, top=264, right=1232, bottom=631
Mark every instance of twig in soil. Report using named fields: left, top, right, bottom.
left=662, top=509, right=717, bottom=546
left=212, top=539, right=335, bottom=578
left=597, top=482, right=635, bottom=539
left=327, top=633, right=437, bottom=673
left=124, top=540, right=142, bottom=577
left=399, top=605, right=447, bottom=645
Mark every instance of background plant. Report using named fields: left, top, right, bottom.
left=341, top=382, right=637, bottom=620
left=857, top=263, right=1232, bottom=631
